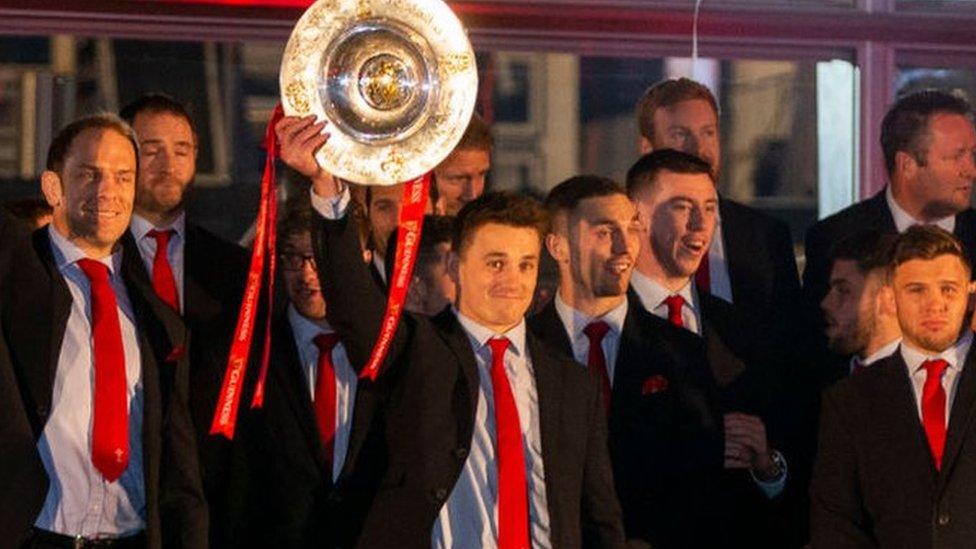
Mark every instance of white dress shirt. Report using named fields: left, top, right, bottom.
left=553, top=292, right=627, bottom=385
left=850, top=338, right=902, bottom=374
left=629, top=270, right=702, bottom=335
left=34, top=226, right=145, bottom=537
left=886, top=186, right=955, bottom=234
left=431, top=312, right=552, bottom=549
left=287, top=305, right=357, bottom=481
left=706, top=213, right=735, bottom=304
left=129, top=212, right=186, bottom=311
left=899, top=331, right=972, bottom=423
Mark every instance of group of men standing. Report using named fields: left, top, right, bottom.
left=2, top=74, right=976, bottom=549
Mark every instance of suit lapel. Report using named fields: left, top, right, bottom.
left=274, top=317, right=327, bottom=468
left=528, top=334, right=564, bottom=543
left=867, top=189, right=898, bottom=234
left=938, top=345, right=976, bottom=487
left=432, top=310, right=480, bottom=448
left=876, top=354, right=938, bottom=475
left=528, top=302, right=573, bottom=358
left=8, top=230, right=72, bottom=432
left=182, top=224, right=222, bottom=326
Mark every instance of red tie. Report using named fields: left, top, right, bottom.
left=77, top=258, right=129, bottom=483
left=921, top=359, right=949, bottom=470
left=313, top=333, right=340, bottom=464
left=147, top=229, right=179, bottom=313
left=695, top=252, right=711, bottom=294
left=583, top=321, right=612, bottom=411
left=486, top=338, right=530, bottom=549
left=663, top=294, right=685, bottom=328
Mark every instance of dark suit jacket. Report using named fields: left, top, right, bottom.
left=313, top=212, right=626, bottom=549
left=803, top=189, right=976, bottom=307
left=719, top=197, right=801, bottom=327
left=0, top=228, right=206, bottom=549
left=811, top=345, right=976, bottom=548
left=123, top=221, right=248, bottom=547
left=529, top=296, right=736, bottom=548
left=233, top=314, right=384, bottom=549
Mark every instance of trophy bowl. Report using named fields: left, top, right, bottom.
left=280, top=0, right=479, bottom=186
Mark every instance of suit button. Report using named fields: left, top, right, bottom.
left=938, top=512, right=950, bottom=526
left=434, top=488, right=448, bottom=501
left=453, top=447, right=467, bottom=460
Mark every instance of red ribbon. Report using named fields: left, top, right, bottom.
left=359, top=174, right=430, bottom=381
left=210, top=104, right=283, bottom=439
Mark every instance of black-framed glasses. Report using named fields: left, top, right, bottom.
left=279, top=251, right=316, bottom=271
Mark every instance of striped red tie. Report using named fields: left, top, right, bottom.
left=487, top=337, right=530, bottom=549
left=77, top=258, right=129, bottom=482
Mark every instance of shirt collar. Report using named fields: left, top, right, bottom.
left=454, top=308, right=527, bottom=357
left=900, top=331, right=973, bottom=374
left=886, top=186, right=955, bottom=234
left=48, top=224, right=122, bottom=276
left=130, top=211, right=186, bottom=240
left=630, top=269, right=696, bottom=311
left=862, top=337, right=902, bottom=366
left=287, top=303, right=335, bottom=347
left=553, top=290, right=627, bottom=341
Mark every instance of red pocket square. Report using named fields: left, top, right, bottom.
left=641, top=375, right=669, bottom=395
left=166, top=344, right=187, bottom=363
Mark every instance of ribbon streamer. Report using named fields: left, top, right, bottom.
left=359, top=174, right=430, bottom=381
left=210, top=104, right=283, bottom=439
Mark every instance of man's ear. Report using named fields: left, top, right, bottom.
left=894, top=150, right=919, bottom=179
left=878, top=284, right=897, bottom=317
left=545, top=232, right=569, bottom=264
left=639, top=136, right=653, bottom=155
left=447, top=249, right=460, bottom=284
left=40, top=170, right=63, bottom=208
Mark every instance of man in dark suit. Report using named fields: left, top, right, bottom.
left=528, top=174, right=740, bottom=547
left=626, top=149, right=796, bottom=546
left=636, top=77, right=800, bottom=328
left=0, top=114, right=205, bottom=548
left=278, top=112, right=625, bottom=548
left=811, top=225, right=976, bottom=548
left=804, top=90, right=976, bottom=307
left=232, top=203, right=379, bottom=548
left=119, top=94, right=248, bottom=546
left=819, top=230, right=901, bottom=385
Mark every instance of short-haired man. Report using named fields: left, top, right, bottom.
left=432, top=113, right=492, bottom=216
left=636, top=77, right=800, bottom=329
left=820, top=230, right=902, bottom=382
left=275, top=110, right=626, bottom=546
left=529, top=174, right=744, bottom=547
left=0, top=114, right=204, bottom=547
left=234, top=204, right=375, bottom=547
left=120, top=94, right=249, bottom=546
left=403, top=215, right=457, bottom=315
left=812, top=225, right=976, bottom=547
left=627, top=149, right=793, bottom=546
left=804, top=89, right=976, bottom=306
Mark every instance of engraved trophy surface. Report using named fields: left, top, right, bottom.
left=280, top=0, right=478, bottom=186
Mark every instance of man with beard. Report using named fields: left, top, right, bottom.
left=528, top=175, right=731, bottom=547
left=120, top=94, right=248, bottom=546
left=627, top=149, right=792, bottom=546
left=0, top=114, right=205, bottom=548
left=233, top=204, right=376, bottom=547
left=812, top=226, right=976, bottom=547
left=820, top=230, right=902, bottom=383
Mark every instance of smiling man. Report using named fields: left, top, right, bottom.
left=0, top=114, right=204, bottom=548
left=275, top=114, right=625, bottom=549
left=627, top=149, right=793, bottom=546
left=812, top=225, right=976, bottom=548
left=529, top=175, right=738, bottom=547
